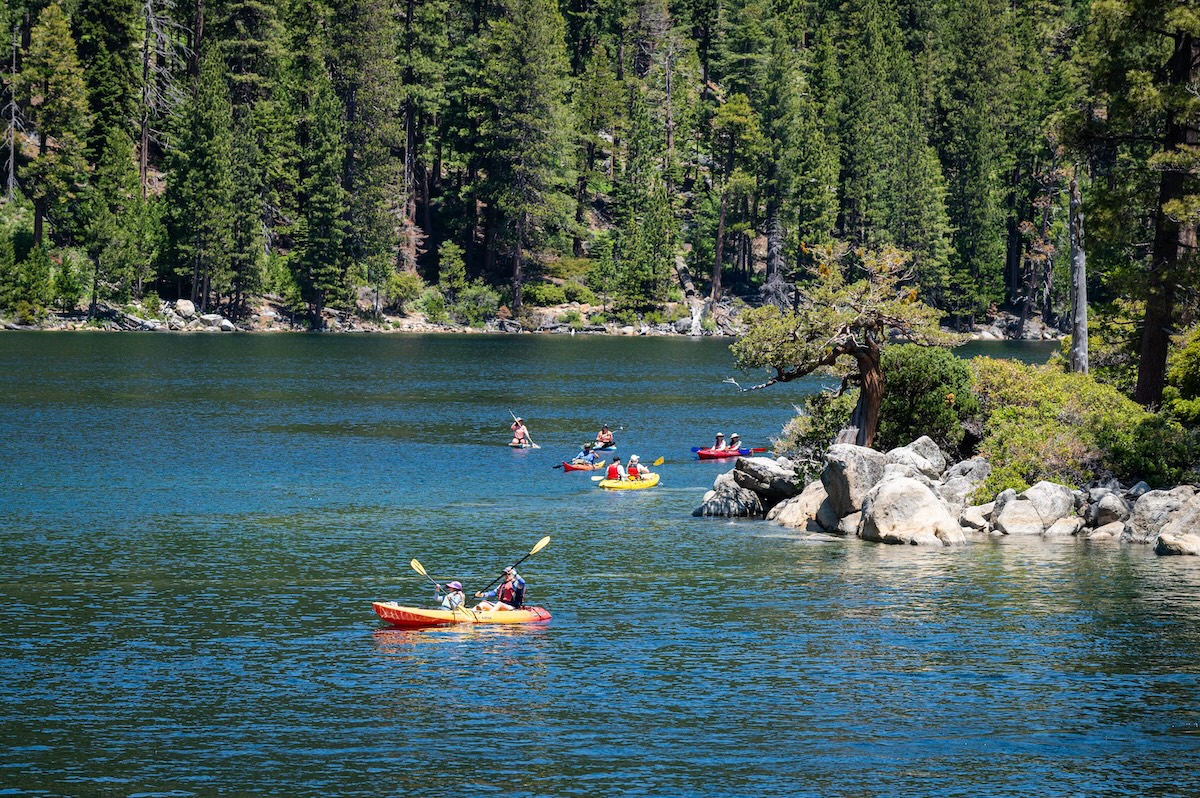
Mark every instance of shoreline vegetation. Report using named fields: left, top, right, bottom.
left=1, top=295, right=1065, bottom=341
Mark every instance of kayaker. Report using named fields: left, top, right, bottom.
left=728, top=433, right=742, bottom=451
left=712, top=432, right=728, bottom=450
left=436, top=580, right=466, bottom=610
left=573, top=442, right=601, bottom=465
left=627, top=454, right=650, bottom=480
left=605, top=455, right=626, bottom=481
left=595, top=424, right=614, bottom=447
left=510, top=417, right=530, bottom=447
left=475, top=567, right=525, bottom=611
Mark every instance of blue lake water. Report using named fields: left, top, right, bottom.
left=2, top=332, right=1198, bottom=796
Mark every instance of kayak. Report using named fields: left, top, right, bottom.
left=562, top=459, right=606, bottom=472
left=508, top=441, right=540, bottom=449
left=593, top=442, right=617, bottom=451
left=695, top=447, right=750, bottom=459
left=598, top=473, right=660, bottom=490
left=373, top=601, right=552, bottom=627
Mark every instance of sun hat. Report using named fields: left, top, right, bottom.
left=447, top=581, right=463, bottom=591
left=630, top=455, right=639, bottom=462
left=716, top=432, right=724, bottom=437
left=730, top=433, right=740, bottom=439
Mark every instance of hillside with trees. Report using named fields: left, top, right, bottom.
left=0, top=0, right=1196, bottom=409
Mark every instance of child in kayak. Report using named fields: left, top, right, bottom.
left=475, top=567, right=525, bottom=611
left=436, top=580, right=466, bottom=610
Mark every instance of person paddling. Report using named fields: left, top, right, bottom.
left=626, top=454, right=651, bottom=480
left=573, top=442, right=601, bottom=465
left=712, top=432, right=728, bottom=451
left=728, top=433, right=743, bottom=452
left=435, top=580, right=466, bottom=610
left=475, top=567, right=525, bottom=611
left=595, top=424, right=615, bottom=448
left=510, top=417, right=530, bottom=447
left=605, top=455, right=626, bottom=481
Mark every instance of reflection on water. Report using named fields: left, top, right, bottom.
left=2, top=332, right=1199, bottom=796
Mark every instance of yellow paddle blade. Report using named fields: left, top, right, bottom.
left=653, top=456, right=665, bottom=466
left=530, top=535, right=551, bottom=555
left=410, top=558, right=428, bottom=577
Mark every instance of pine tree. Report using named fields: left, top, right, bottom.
left=19, top=1, right=92, bottom=247
left=163, top=50, right=234, bottom=311
left=85, top=125, right=143, bottom=311
left=477, top=0, right=574, bottom=313
left=74, top=0, right=140, bottom=156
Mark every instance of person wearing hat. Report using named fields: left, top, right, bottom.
left=594, top=424, right=615, bottom=448
left=605, top=455, right=626, bottom=481
left=728, top=433, right=743, bottom=452
left=572, top=442, right=602, bottom=466
left=712, top=432, right=728, bottom=451
left=510, top=417, right=530, bottom=447
left=436, top=580, right=466, bottom=610
left=626, top=454, right=652, bottom=480
left=475, top=567, right=525, bottom=611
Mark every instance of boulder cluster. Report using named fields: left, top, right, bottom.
left=693, top=436, right=1200, bottom=554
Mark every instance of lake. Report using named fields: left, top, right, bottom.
left=2, top=331, right=1198, bottom=797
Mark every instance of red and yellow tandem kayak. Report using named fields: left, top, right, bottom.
left=373, top=601, right=552, bottom=627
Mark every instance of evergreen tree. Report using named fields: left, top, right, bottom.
left=163, top=50, right=235, bottom=310
left=477, top=0, right=574, bottom=313
left=85, top=125, right=143, bottom=311
left=19, top=1, right=92, bottom=247
left=74, top=0, right=140, bottom=156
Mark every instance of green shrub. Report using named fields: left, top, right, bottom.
left=589, top=312, right=607, bottom=325
left=563, top=281, right=595, bottom=304
left=643, top=310, right=666, bottom=325
left=612, top=309, right=639, bottom=327
left=561, top=309, right=581, bottom=325
left=777, top=390, right=857, bottom=483
left=970, top=357, right=1196, bottom=496
left=547, top=257, right=591, bottom=281
left=419, top=287, right=448, bottom=324
left=878, top=344, right=979, bottom=453
left=388, top=271, right=426, bottom=312
left=522, top=281, right=567, bottom=307
left=452, top=282, right=500, bottom=326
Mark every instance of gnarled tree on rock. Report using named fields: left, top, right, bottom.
left=730, top=244, right=959, bottom=448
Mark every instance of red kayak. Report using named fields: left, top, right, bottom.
left=562, top=459, right=606, bottom=472
left=695, top=447, right=752, bottom=459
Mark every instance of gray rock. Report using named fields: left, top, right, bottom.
left=218, top=318, right=236, bottom=332
left=1127, top=481, right=1152, bottom=499
left=886, top=436, right=946, bottom=479
left=1045, top=517, right=1084, bottom=537
left=993, top=498, right=1044, bottom=536
left=859, top=476, right=966, bottom=546
left=837, top=511, right=863, bottom=537
left=821, top=444, right=890, bottom=517
left=1086, top=492, right=1130, bottom=527
left=882, top=462, right=938, bottom=492
left=766, top=480, right=827, bottom=529
left=693, top=481, right=764, bottom=518
left=960, top=505, right=990, bottom=530
left=946, top=457, right=992, bottom=483
left=992, top=489, right=1018, bottom=520
left=199, top=313, right=224, bottom=327
left=175, top=299, right=196, bottom=318
left=1020, top=481, right=1076, bottom=528
left=732, top=456, right=800, bottom=508
left=1124, top=487, right=1197, bottom=544
left=816, top=496, right=843, bottom=534
left=1087, top=521, right=1126, bottom=541
left=1155, top=494, right=1200, bottom=555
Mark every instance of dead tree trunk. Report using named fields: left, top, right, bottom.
left=1069, top=174, right=1089, bottom=373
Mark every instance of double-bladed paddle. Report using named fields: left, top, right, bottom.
left=479, top=535, right=551, bottom=592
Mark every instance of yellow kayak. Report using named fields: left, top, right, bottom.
left=598, top=473, right=660, bottom=490
left=373, top=601, right=552, bottom=627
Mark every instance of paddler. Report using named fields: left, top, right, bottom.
left=595, top=424, right=614, bottom=448
left=605, top=455, right=626, bottom=481
left=510, top=417, right=530, bottom=447
left=475, top=567, right=525, bottom=611
left=626, top=454, right=651, bottom=480
left=711, top=432, right=728, bottom=451
left=435, top=580, right=466, bottom=610
left=572, top=442, right=601, bottom=465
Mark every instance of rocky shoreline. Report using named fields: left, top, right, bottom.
left=695, top=437, right=1200, bottom=555
left=3, top=297, right=1063, bottom=341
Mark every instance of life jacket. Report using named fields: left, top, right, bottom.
left=627, top=464, right=641, bottom=478
left=496, top=579, right=523, bottom=607
left=606, top=462, right=622, bottom=480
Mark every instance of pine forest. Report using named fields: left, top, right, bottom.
left=0, top=0, right=1197, bottom=409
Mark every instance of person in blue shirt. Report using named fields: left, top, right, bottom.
left=474, top=567, right=525, bottom=611
left=572, top=443, right=601, bottom=465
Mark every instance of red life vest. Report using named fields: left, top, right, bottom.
left=627, top=464, right=640, bottom=478
left=606, top=462, right=622, bottom=480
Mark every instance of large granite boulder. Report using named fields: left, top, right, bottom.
left=858, top=476, right=966, bottom=546
left=175, top=298, right=196, bottom=318
left=732, top=457, right=800, bottom=508
left=1086, top=492, right=1130, bottom=527
left=693, top=472, right=763, bottom=518
left=885, top=436, right=947, bottom=480
left=993, top=497, right=1045, bottom=536
left=1124, top=487, right=1197, bottom=544
left=1021, top=481, right=1076, bottom=528
left=1045, top=517, right=1085, bottom=537
left=939, top=457, right=992, bottom=511
left=1155, top=495, right=1200, bottom=555
left=766, top=480, right=827, bottom=531
left=821, top=444, right=889, bottom=518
